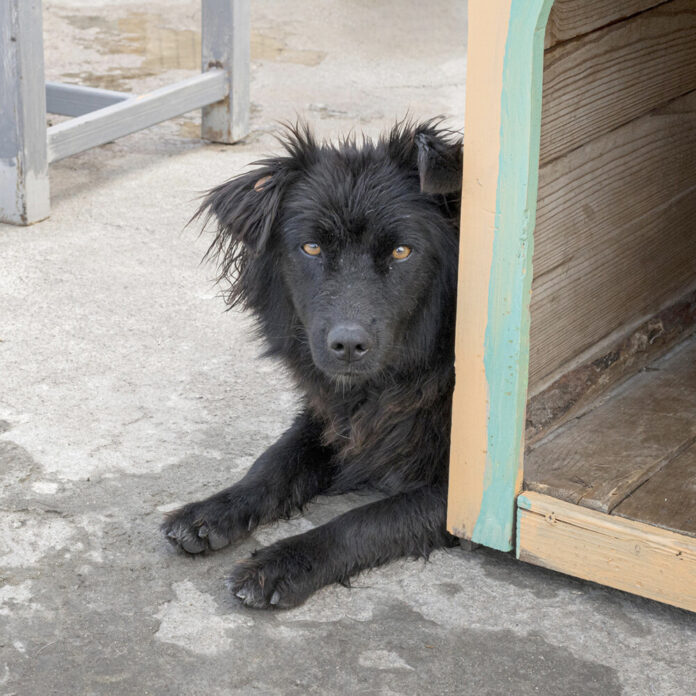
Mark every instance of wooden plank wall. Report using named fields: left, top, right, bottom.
left=528, top=0, right=696, bottom=394
left=544, top=0, right=667, bottom=48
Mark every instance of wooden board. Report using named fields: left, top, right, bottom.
left=540, top=0, right=696, bottom=164
left=47, top=71, right=228, bottom=162
left=529, top=90, right=696, bottom=391
left=447, top=0, right=553, bottom=551
left=0, top=0, right=50, bottom=224
left=526, top=292, right=696, bottom=445
left=517, top=492, right=696, bottom=613
left=614, top=443, right=696, bottom=536
left=525, top=338, right=696, bottom=512
left=545, top=0, right=667, bottom=48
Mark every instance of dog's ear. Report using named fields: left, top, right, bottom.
left=197, top=166, right=292, bottom=255
left=414, top=125, right=463, bottom=195
left=388, top=120, right=463, bottom=195
left=196, top=123, right=317, bottom=256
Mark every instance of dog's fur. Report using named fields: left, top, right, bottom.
left=162, top=121, right=463, bottom=608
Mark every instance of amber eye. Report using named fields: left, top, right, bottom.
left=392, top=245, right=412, bottom=260
left=302, top=242, right=322, bottom=256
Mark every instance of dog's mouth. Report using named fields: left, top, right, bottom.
left=319, top=363, right=376, bottom=385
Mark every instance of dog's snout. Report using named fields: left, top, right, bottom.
left=327, top=323, right=372, bottom=363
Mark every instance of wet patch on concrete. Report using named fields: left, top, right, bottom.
left=0, top=441, right=41, bottom=499
left=434, top=582, right=465, bottom=598
left=358, top=649, right=414, bottom=671
left=478, top=547, right=564, bottom=600
left=59, top=11, right=324, bottom=92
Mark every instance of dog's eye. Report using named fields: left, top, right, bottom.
left=302, top=242, right=322, bottom=257
left=392, top=245, right=412, bottom=260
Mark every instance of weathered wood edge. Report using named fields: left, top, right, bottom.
left=46, top=82, right=131, bottom=117
left=47, top=71, right=228, bottom=163
left=0, top=0, right=50, bottom=225
left=526, top=291, right=696, bottom=447
left=201, top=0, right=250, bottom=143
left=474, top=0, right=554, bottom=550
left=517, top=492, right=696, bottom=612
left=446, top=1, right=512, bottom=543
left=447, top=0, right=553, bottom=551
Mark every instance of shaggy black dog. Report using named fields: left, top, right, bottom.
left=163, top=121, right=463, bottom=608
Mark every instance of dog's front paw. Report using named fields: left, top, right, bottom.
left=162, top=500, right=243, bottom=554
left=227, top=543, right=317, bottom=609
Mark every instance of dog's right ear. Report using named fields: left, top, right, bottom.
left=196, top=123, right=318, bottom=257
left=197, top=165, right=291, bottom=255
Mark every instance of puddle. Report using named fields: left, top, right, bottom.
left=61, top=11, right=324, bottom=91
left=252, top=32, right=325, bottom=66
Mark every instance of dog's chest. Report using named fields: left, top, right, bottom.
left=307, top=383, right=450, bottom=492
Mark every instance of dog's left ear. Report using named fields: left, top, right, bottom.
left=415, top=127, right=463, bottom=195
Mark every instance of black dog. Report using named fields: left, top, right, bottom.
left=163, top=120, right=463, bottom=608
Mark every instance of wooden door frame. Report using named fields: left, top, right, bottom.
left=447, top=0, right=554, bottom=551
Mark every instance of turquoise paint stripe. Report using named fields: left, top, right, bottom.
left=517, top=494, right=533, bottom=511
left=471, top=0, right=554, bottom=552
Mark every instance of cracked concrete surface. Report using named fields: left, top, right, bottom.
left=1, top=1, right=695, bottom=694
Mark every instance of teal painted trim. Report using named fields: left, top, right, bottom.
left=517, top=494, right=533, bottom=511
left=471, top=0, right=554, bottom=552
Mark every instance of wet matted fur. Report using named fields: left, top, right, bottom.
left=162, top=120, right=463, bottom=608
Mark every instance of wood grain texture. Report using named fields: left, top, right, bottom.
left=46, top=83, right=130, bottom=117
left=614, top=443, right=696, bottom=536
left=545, top=0, right=667, bottom=48
left=0, top=0, right=50, bottom=224
left=47, top=71, right=228, bottom=162
left=529, top=90, right=696, bottom=390
left=526, top=292, right=696, bottom=445
left=201, top=0, right=250, bottom=143
left=448, top=0, right=553, bottom=551
left=540, top=0, right=696, bottom=164
left=525, top=337, right=696, bottom=512
left=517, top=492, right=696, bottom=613
left=447, top=0, right=510, bottom=543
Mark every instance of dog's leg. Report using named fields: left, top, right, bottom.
left=162, top=412, right=334, bottom=554
left=228, top=484, right=454, bottom=608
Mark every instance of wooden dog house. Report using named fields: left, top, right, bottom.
left=447, top=0, right=696, bottom=611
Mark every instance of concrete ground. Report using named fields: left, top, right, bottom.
left=1, top=1, right=695, bottom=694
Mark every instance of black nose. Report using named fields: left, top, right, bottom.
left=327, top=323, right=372, bottom=363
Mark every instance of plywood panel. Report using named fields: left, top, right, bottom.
left=517, top=492, right=696, bottom=613
left=524, top=338, right=696, bottom=512
left=529, top=90, right=696, bottom=390
left=540, top=0, right=696, bottom=164
left=545, top=0, right=667, bottom=48
left=614, top=444, right=696, bottom=536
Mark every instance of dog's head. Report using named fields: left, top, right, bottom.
left=198, top=121, right=462, bottom=385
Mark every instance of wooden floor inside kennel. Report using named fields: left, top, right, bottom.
left=520, top=336, right=696, bottom=611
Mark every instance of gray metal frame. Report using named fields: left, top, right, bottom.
left=0, top=0, right=50, bottom=225
left=0, top=0, right=250, bottom=225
